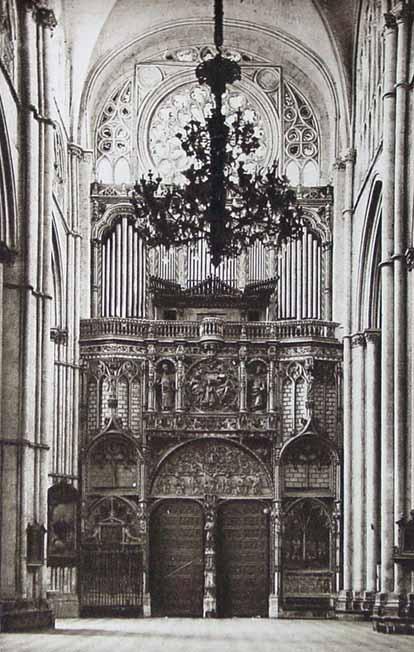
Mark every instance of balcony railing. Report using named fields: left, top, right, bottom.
left=80, top=318, right=338, bottom=341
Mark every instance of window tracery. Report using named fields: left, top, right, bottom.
left=96, top=80, right=132, bottom=184
left=283, top=83, right=320, bottom=185
left=149, top=82, right=267, bottom=185
left=354, top=0, right=383, bottom=187
left=0, top=0, right=16, bottom=82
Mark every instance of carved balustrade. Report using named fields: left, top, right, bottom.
left=80, top=318, right=338, bottom=342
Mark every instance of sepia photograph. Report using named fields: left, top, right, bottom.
left=0, top=0, right=414, bottom=650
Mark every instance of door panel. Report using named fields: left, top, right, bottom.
left=217, top=501, right=269, bottom=617
left=150, top=500, right=204, bottom=617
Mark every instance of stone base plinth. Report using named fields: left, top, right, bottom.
left=268, top=594, right=280, bottom=618
left=0, top=599, right=55, bottom=632
left=47, top=591, right=79, bottom=618
left=372, top=617, right=414, bottom=634
left=143, top=593, right=151, bottom=617
left=335, top=590, right=370, bottom=620
left=371, top=592, right=414, bottom=634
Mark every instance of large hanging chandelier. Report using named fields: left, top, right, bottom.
left=130, top=0, right=303, bottom=267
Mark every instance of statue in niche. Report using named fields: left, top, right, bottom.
left=248, top=362, right=267, bottom=411
left=157, top=362, right=175, bottom=411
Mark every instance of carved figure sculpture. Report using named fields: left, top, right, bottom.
left=158, top=363, right=175, bottom=411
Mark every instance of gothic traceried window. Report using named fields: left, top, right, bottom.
left=355, top=0, right=383, bottom=187
left=148, top=83, right=267, bottom=185
left=283, top=83, right=320, bottom=185
left=96, top=80, right=132, bottom=184
left=0, top=0, right=16, bottom=82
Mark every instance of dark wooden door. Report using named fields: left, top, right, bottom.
left=217, top=501, right=269, bottom=617
left=150, top=500, right=204, bottom=617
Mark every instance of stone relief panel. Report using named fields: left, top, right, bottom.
left=88, top=435, right=139, bottom=492
left=186, top=358, right=239, bottom=412
left=83, top=358, right=142, bottom=438
left=82, top=496, right=144, bottom=546
left=151, top=439, right=272, bottom=498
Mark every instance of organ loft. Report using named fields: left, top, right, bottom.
left=0, top=0, right=414, bottom=636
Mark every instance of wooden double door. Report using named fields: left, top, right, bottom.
left=150, top=499, right=269, bottom=618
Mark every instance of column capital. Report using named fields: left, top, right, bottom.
left=391, top=1, right=413, bottom=24
left=351, top=332, right=366, bottom=348
left=340, top=148, right=356, bottom=165
left=37, top=7, right=57, bottom=30
left=364, top=328, right=381, bottom=345
left=383, top=12, right=397, bottom=30
left=405, top=247, right=414, bottom=270
left=68, top=142, right=85, bottom=160
left=332, top=158, right=346, bottom=171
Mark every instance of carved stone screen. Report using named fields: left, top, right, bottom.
left=150, top=500, right=204, bottom=617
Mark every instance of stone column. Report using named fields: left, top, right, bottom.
left=378, top=11, right=397, bottom=602
left=78, top=151, right=94, bottom=319
left=338, top=149, right=355, bottom=610
left=239, top=345, right=247, bottom=412
left=351, top=333, right=366, bottom=606
left=146, top=346, right=156, bottom=412
left=364, top=330, right=380, bottom=603
left=90, top=239, right=101, bottom=317
left=393, top=2, right=411, bottom=598
left=268, top=498, right=282, bottom=618
left=203, top=496, right=217, bottom=617
left=267, top=347, right=277, bottom=413
left=175, top=345, right=185, bottom=412
left=322, top=241, right=333, bottom=321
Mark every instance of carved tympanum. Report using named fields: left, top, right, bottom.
left=152, top=440, right=271, bottom=497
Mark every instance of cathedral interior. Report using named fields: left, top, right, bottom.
left=1, top=0, right=414, bottom=637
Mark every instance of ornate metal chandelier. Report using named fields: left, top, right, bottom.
left=130, top=0, right=303, bottom=267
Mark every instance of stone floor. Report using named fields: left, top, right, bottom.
left=1, top=618, right=414, bottom=652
